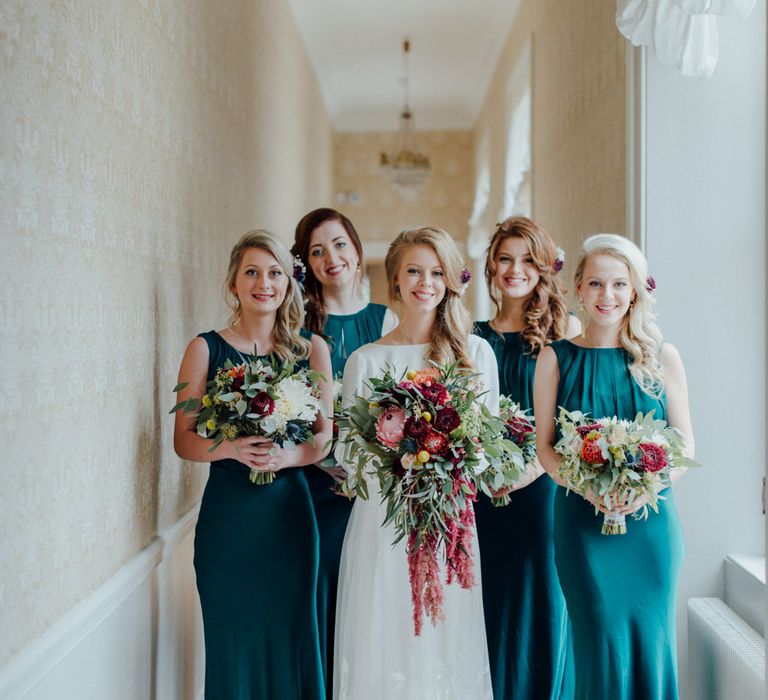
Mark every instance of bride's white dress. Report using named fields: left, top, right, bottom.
left=333, top=337, right=498, bottom=700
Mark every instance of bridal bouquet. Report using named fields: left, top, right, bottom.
left=479, top=396, right=536, bottom=507
left=554, top=408, right=695, bottom=534
left=337, top=363, right=516, bottom=635
left=171, top=353, right=324, bottom=484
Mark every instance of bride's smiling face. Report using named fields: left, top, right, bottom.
left=395, top=244, right=446, bottom=315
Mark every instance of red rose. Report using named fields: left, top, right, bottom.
left=638, top=442, right=668, bottom=472
left=419, top=381, right=449, bottom=406
left=404, top=416, right=430, bottom=441
left=231, top=374, right=245, bottom=393
left=506, top=416, right=534, bottom=444
left=422, top=429, right=450, bottom=457
left=580, top=435, right=606, bottom=464
left=434, top=406, right=460, bottom=433
left=249, top=391, right=275, bottom=416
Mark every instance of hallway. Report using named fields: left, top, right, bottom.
left=0, top=1, right=765, bottom=698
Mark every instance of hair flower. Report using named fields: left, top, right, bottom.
left=553, top=247, right=565, bottom=273
left=293, top=256, right=306, bottom=286
left=458, top=267, right=472, bottom=296
left=646, top=275, right=656, bottom=293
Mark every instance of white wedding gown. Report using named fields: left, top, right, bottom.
left=333, top=337, right=499, bottom=700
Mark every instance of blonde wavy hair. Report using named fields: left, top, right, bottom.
left=485, top=216, right=570, bottom=355
left=385, top=227, right=474, bottom=368
left=574, top=234, right=664, bottom=396
left=224, top=229, right=310, bottom=361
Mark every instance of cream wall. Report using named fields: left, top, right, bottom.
left=0, top=0, right=332, bottom=668
left=473, top=0, right=627, bottom=271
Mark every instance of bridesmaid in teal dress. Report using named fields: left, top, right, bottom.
left=292, top=209, right=397, bottom=698
left=473, top=216, right=579, bottom=700
left=535, top=234, right=694, bottom=700
left=174, top=230, right=333, bottom=700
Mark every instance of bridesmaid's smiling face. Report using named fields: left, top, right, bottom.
left=577, top=253, right=635, bottom=329
left=231, top=247, right=289, bottom=316
left=491, top=236, right=540, bottom=301
left=395, top=244, right=446, bottom=315
left=307, top=219, right=360, bottom=290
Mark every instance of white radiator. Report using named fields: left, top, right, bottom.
left=687, top=598, right=765, bottom=700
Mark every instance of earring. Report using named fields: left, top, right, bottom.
left=394, top=284, right=400, bottom=300
left=578, top=297, right=584, bottom=311
left=629, top=300, right=635, bottom=308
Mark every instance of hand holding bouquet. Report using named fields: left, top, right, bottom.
left=479, top=395, right=537, bottom=507
left=337, top=363, right=514, bottom=635
left=554, top=408, right=696, bottom=534
left=172, top=352, right=324, bottom=484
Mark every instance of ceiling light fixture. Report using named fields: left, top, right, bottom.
left=380, top=37, right=431, bottom=198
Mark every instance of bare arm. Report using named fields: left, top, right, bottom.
left=533, top=346, right=567, bottom=487
left=661, top=342, right=694, bottom=483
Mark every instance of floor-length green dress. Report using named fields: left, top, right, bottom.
left=194, top=330, right=323, bottom=700
left=473, top=322, right=572, bottom=700
left=550, top=339, right=684, bottom=700
left=303, top=303, right=388, bottom=698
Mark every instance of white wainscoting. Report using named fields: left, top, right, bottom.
left=0, top=506, right=204, bottom=700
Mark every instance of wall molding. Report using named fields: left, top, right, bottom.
left=0, top=505, right=200, bottom=700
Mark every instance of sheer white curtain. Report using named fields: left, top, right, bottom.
left=616, top=0, right=757, bottom=78
left=467, top=129, right=492, bottom=321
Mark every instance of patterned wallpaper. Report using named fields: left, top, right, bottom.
left=473, top=0, right=627, bottom=292
left=0, top=0, right=332, bottom=665
left=333, top=130, right=475, bottom=307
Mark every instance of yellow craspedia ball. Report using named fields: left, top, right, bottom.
left=202, top=395, right=213, bottom=408
left=406, top=370, right=416, bottom=380
left=206, top=418, right=216, bottom=431
left=421, top=411, right=432, bottom=423
left=417, top=450, right=430, bottom=464
left=368, top=401, right=379, bottom=409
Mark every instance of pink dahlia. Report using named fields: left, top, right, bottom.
left=375, top=407, right=407, bottom=450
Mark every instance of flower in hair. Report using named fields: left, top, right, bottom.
left=646, top=275, right=656, bottom=293
left=458, top=267, right=472, bottom=297
left=293, top=256, right=306, bottom=287
left=553, top=247, right=565, bottom=273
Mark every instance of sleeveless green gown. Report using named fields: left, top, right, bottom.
left=194, top=331, right=323, bottom=700
left=550, top=339, right=684, bottom=700
left=473, top=322, right=572, bottom=700
left=303, top=303, right=388, bottom=698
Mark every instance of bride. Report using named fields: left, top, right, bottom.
left=334, top=226, right=498, bottom=699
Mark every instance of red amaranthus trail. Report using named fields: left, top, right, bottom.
left=445, top=477, right=477, bottom=589
left=407, top=533, right=444, bottom=636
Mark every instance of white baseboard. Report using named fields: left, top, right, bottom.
left=0, top=505, right=204, bottom=700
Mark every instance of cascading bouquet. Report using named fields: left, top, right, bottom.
left=554, top=408, right=696, bottom=534
left=479, top=395, right=536, bottom=506
left=171, top=352, right=324, bottom=484
left=337, top=363, right=519, bottom=635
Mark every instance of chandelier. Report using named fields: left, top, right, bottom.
left=380, top=38, right=431, bottom=197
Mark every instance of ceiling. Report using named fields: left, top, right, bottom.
left=286, top=0, right=522, bottom=132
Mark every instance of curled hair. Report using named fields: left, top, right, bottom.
left=291, top=208, right=365, bottom=337
left=574, top=234, right=664, bottom=396
left=224, top=229, right=310, bottom=362
left=385, top=227, right=474, bottom=368
left=485, top=216, right=570, bottom=355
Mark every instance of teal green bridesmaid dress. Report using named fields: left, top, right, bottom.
left=473, top=322, right=572, bottom=700
left=550, top=339, right=684, bottom=700
left=303, top=303, right=388, bottom=698
left=194, top=331, right=323, bottom=700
